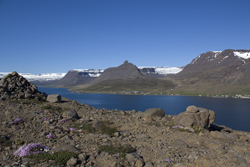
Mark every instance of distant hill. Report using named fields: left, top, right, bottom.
left=70, top=61, right=175, bottom=93
left=36, top=65, right=182, bottom=88
left=167, top=49, right=250, bottom=95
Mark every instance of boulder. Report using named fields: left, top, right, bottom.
left=67, top=157, right=78, bottom=166
left=51, top=144, right=81, bottom=154
left=210, top=131, right=237, bottom=140
left=62, top=109, right=80, bottom=119
left=186, top=105, right=199, bottom=113
left=47, top=94, right=61, bottom=103
left=173, top=105, right=215, bottom=129
left=144, top=108, right=165, bottom=118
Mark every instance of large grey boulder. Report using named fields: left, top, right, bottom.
left=144, top=108, right=165, bottom=118
left=47, top=94, right=61, bottom=103
left=173, top=105, right=215, bottom=129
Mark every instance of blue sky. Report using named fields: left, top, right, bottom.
left=1, top=0, right=249, bottom=74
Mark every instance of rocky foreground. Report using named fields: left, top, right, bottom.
left=0, top=97, right=250, bottom=167
left=0, top=72, right=250, bottom=167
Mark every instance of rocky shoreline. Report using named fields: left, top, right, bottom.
left=0, top=72, right=250, bottom=167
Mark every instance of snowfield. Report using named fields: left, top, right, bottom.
left=0, top=73, right=67, bottom=81
left=234, top=51, right=250, bottom=59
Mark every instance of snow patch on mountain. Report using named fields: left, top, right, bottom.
left=70, top=69, right=104, bottom=77
left=138, top=67, right=182, bottom=75
left=234, top=51, right=250, bottom=59
left=0, top=72, right=66, bottom=81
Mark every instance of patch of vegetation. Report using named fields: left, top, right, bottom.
left=98, top=144, right=135, bottom=154
left=192, top=126, right=207, bottom=134
left=25, top=150, right=79, bottom=166
left=72, top=122, right=96, bottom=133
left=0, top=135, right=12, bottom=148
left=41, top=105, right=62, bottom=113
left=70, top=121, right=118, bottom=136
left=99, top=124, right=117, bottom=136
left=16, top=140, right=24, bottom=145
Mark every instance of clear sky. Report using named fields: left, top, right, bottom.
left=1, top=0, right=249, bottom=74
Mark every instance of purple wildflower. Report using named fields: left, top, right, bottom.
left=172, top=125, right=186, bottom=130
left=38, top=110, right=43, bottom=113
left=69, top=128, right=75, bottom=131
left=164, top=158, right=172, bottom=163
left=46, top=134, right=56, bottom=138
left=15, top=118, right=22, bottom=122
left=14, top=143, right=50, bottom=157
left=59, top=119, right=66, bottom=122
left=43, top=118, right=49, bottom=121
left=9, top=121, right=17, bottom=124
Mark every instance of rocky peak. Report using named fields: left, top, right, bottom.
left=0, top=71, right=47, bottom=101
left=90, top=61, right=143, bottom=84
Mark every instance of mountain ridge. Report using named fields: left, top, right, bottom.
left=168, top=49, right=250, bottom=95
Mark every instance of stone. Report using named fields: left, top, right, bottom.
left=51, top=144, right=81, bottom=154
left=144, top=108, right=165, bottom=118
left=210, top=131, right=237, bottom=140
left=126, top=153, right=142, bottom=166
left=142, top=115, right=153, bottom=122
left=208, top=110, right=216, bottom=124
left=173, top=106, right=215, bottom=129
left=78, top=153, right=87, bottom=161
left=47, top=94, right=61, bottom=103
left=67, top=157, right=78, bottom=166
left=62, top=109, right=80, bottom=119
left=186, top=105, right=199, bottom=113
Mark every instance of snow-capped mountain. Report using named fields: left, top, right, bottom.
left=174, top=49, right=250, bottom=87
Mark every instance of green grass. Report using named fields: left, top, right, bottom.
left=25, top=151, right=79, bottom=166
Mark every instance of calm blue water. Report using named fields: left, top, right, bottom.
left=38, top=87, right=250, bottom=132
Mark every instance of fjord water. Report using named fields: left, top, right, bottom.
left=38, top=87, right=250, bottom=132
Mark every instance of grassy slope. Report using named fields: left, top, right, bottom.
left=69, top=78, right=175, bottom=93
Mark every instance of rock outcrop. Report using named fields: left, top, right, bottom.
left=173, top=105, right=215, bottom=129
left=0, top=71, right=47, bottom=101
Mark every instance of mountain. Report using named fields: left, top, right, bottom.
left=47, top=69, right=104, bottom=87
left=168, top=49, right=250, bottom=95
left=70, top=61, right=175, bottom=93
left=0, top=67, right=182, bottom=87
left=38, top=66, right=182, bottom=87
